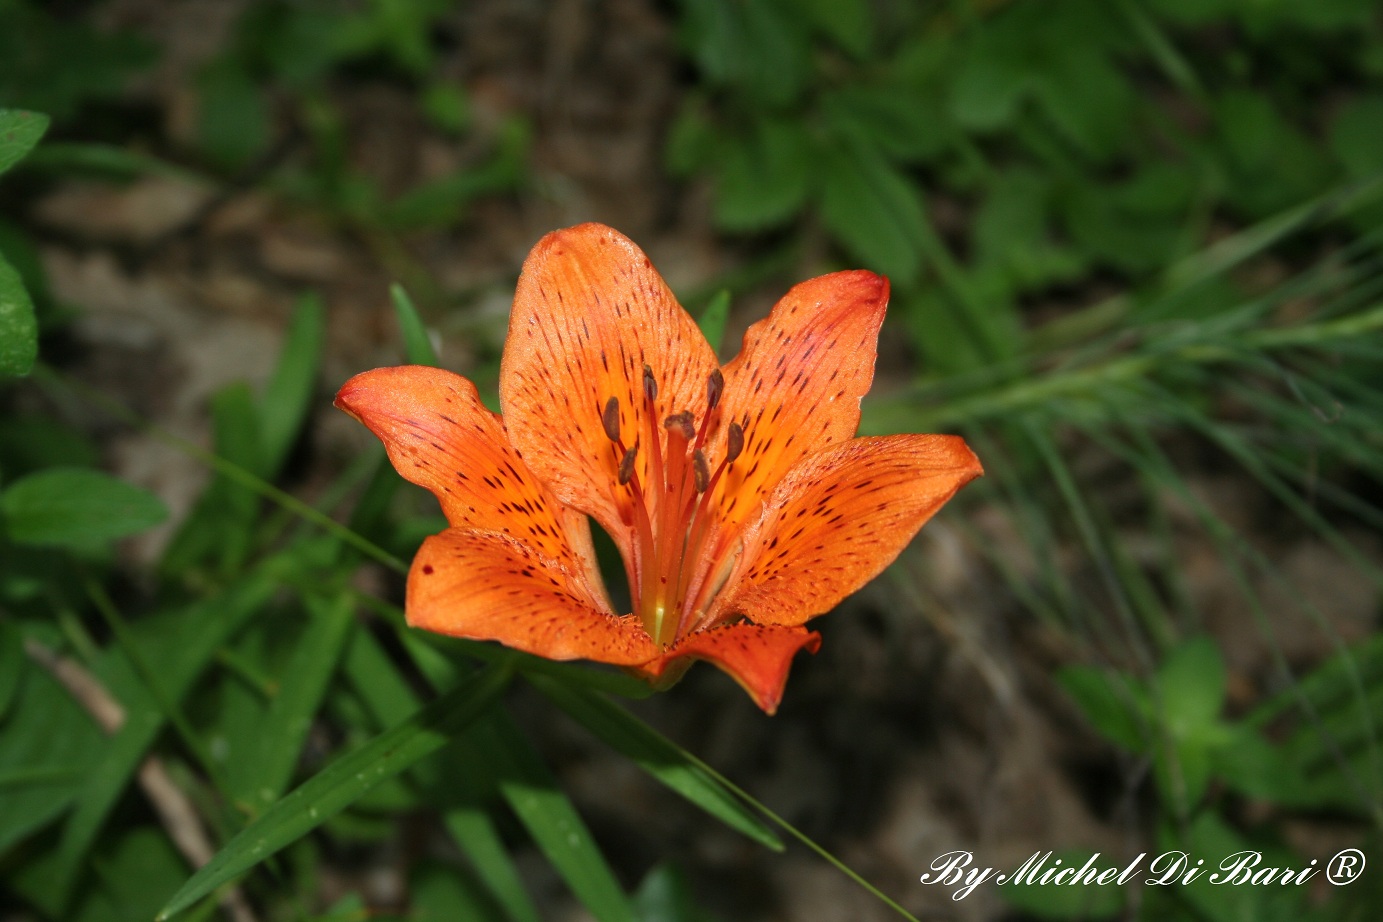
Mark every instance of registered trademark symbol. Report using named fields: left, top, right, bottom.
left=1326, top=848, right=1366, bottom=885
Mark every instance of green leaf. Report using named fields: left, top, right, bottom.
left=633, top=864, right=718, bottom=922
left=533, top=676, right=783, bottom=851
left=156, top=664, right=513, bottom=920
left=1156, top=637, right=1226, bottom=734
left=422, top=82, right=471, bottom=135
left=711, top=119, right=811, bottom=232
left=0, top=467, right=167, bottom=549
left=817, top=143, right=928, bottom=285
left=0, top=622, right=21, bottom=721
left=411, top=862, right=509, bottom=921
left=51, top=577, right=278, bottom=893
left=13, top=825, right=189, bottom=922
left=195, top=58, right=270, bottom=170
left=260, top=294, right=326, bottom=478
left=487, top=718, right=636, bottom=922
left=678, top=0, right=811, bottom=108
left=1056, top=665, right=1147, bottom=750
left=0, top=631, right=108, bottom=854
left=441, top=809, right=542, bottom=922
left=696, top=290, right=731, bottom=356
left=1211, top=728, right=1312, bottom=805
left=820, top=85, right=950, bottom=164
left=159, top=383, right=263, bottom=576
left=19, top=142, right=202, bottom=183
left=1330, top=93, right=1383, bottom=179
left=234, top=591, right=355, bottom=813
left=0, top=249, right=38, bottom=377
left=343, top=630, right=541, bottom=922
left=0, top=109, right=50, bottom=175
left=391, top=283, right=439, bottom=366
left=800, top=0, right=871, bottom=57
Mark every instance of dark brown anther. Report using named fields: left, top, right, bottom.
left=602, top=396, right=621, bottom=443
left=642, top=364, right=658, bottom=402
left=693, top=449, right=710, bottom=492
left=617, top=445, right=639, bottom=485
left=726, top=422, right=744, bottom=463
left=707, top=368, right=724, bottom=411
left=664, top=411, right=695, bottom=441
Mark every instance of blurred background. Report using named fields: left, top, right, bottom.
left=2, top=1, right=1382, bottom=920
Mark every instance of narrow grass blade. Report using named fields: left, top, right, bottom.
left=530, top=675, right=782, bottom=851
left=259, top=294, right=325, bottom=477
left=343, top=630, right=542, bottom=922
left=484, top=715, right=635, bottom=922
left=156, top=664, right=513, bottom=920
left=235, top=590, right=355, bottom=813
left=391, top=283, right=440, bottom=366
left=696, top=289, right=731, bottom=355
left=441, top=807, right=542, bottom=922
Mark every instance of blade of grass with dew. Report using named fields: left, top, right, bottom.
left=342, top=628, right=541, bottom=922
left=259, top=294, right=325, bottom=478
left=233, top=590, right=355, bottom=815
left=156, top=663, right=513, bottom=920
left=396, top=634, right=636, bottom=922
left=474, top=713, right=636, bottom=922
left=527, top=675, right=783, bottom=850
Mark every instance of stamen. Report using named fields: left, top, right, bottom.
left=693, top=450, right=710, bottom=493
left=602, top=396, right=621, bottom=443
left=725, top=421, right=744, bottom=462
left=707, top=369, right=724, bottom=411
left=617, top=444, right=638, bottom=485
left=642, top=363, right=658, bottom=401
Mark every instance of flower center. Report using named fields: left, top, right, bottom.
left=602, top=366, right=744, bottom=647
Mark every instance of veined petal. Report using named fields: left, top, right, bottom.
left=638, top=623, right=822, bottom=715
left=409, top=528, right=658, bottom=664
left=711, top=271, right=889, bottom=538
left=500, top=223, right=719, bottom=544
left=712, top=434, right=982, bottom=627
left=335, top=366, right=604, bottom=595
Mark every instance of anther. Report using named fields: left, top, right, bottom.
left=664, top=411, right=695, bottom=441
left=617, top=445, right=639, bottom=485
left=726, top=422, right=744, bottom=463
left=602, top=396, right=621, bottom=443
left=707, top=369, right=724, bottom=411
left=642, top=364, right=658, bottom=402
left=693, top=450, right=710, bottom=492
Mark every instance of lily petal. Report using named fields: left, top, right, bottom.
left=712, top=271, right=889, bottom=537
left=501, top=223, right=719, bottom=550
left=639, top=623, right=822, bottom=715
left=409, top=528, right=659, bottom=664
left=335, top=366, right=604, bottom=594
left=713, top=434, right=983, bottom=627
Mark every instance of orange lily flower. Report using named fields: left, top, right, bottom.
left=336, top=223, right=981, bottom=713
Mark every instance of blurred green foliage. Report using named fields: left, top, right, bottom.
left=2, top=1, right=1383, bottom=921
